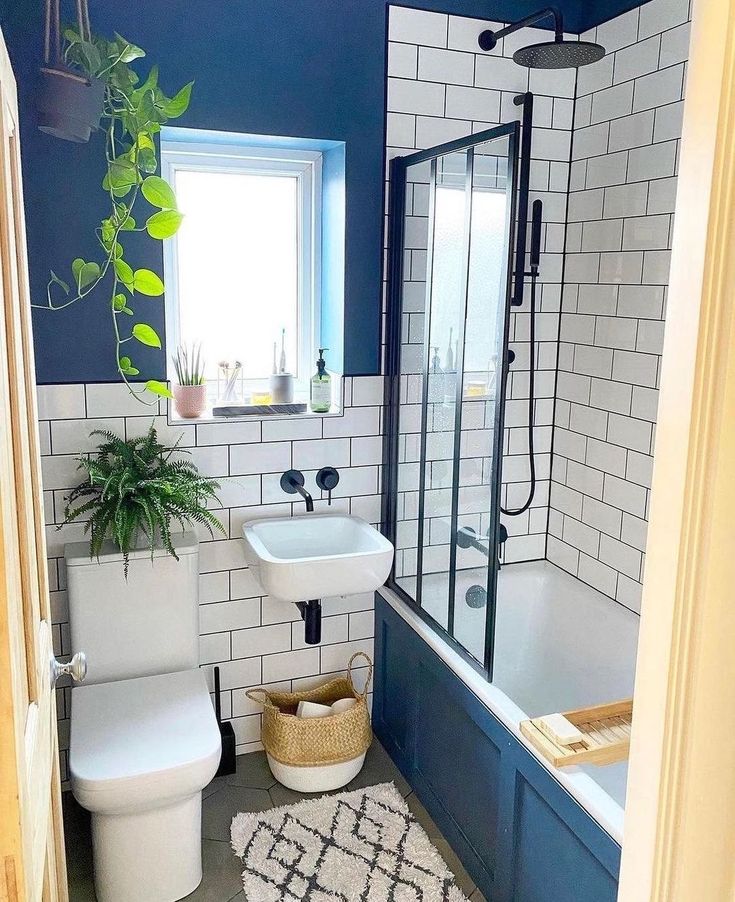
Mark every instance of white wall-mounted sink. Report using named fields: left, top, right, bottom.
left=241, top=514, right=394, bottom=602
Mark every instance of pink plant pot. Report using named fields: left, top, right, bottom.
left=173, top=383, right=207, bottom=419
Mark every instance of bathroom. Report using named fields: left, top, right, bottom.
left=0, top=0, right=732, bottom=900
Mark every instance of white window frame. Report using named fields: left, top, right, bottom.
left=160, top=137, right=322, bottom=386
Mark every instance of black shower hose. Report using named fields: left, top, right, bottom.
left=500, top=269, right=537, bottom=517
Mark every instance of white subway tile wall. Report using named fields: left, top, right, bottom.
left=386, top=5, right=575, bottom=583
left=40, top=381, right=380, bottom=783
left=548, top=0, right=691, bottom=613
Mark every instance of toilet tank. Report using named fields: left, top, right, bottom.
left=65, top=532, right=199, bottom=685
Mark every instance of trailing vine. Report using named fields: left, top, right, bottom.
left=34, top=28, right=193, bottom=403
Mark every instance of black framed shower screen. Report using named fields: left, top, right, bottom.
left=381, top=121, right=520, bottom=679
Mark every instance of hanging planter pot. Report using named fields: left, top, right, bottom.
left=37, top=66, right=104, bottom=143
left=38, top=0, right=103, bottom=143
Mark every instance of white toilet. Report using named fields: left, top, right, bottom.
left=66, top=532, right=221, bottom=902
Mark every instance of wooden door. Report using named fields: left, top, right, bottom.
left=0, top=27, right=68, bottom=902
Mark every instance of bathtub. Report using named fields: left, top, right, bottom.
left=381, top=559, right=639, bottom=843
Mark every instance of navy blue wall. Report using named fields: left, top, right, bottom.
left=0, top=0, right=647, bottom=383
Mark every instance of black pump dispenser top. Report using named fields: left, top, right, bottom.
left=316, top=347, right=328, bottom=377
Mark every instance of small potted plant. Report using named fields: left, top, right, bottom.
left=62, top=426, right=225, bottom=572
left=172, top=343, right=207, bottom=418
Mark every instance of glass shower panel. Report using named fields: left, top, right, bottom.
left=452, top=140, right=513, bottom=665
left=393, top=158, right=431, bottom=606
left=387, top=122, right=518, bottom=676
left=417, top=149, right=471, bottom=632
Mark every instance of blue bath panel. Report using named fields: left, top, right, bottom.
left=373, top=593, right=621, bottom=902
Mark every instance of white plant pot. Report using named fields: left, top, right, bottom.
left=173, top=384, right=207, bottom=419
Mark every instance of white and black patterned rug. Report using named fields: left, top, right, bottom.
left=230, top=782, right=469, bottom=901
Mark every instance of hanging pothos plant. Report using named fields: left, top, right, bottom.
left=34, top=27, right=193, bottom=404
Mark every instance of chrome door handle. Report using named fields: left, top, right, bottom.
left=51, top=651, right=87, bottom=685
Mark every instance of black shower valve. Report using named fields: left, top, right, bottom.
left=316, top=466, right=340, bottom=505
left=507, top=349, right=516, bottom=366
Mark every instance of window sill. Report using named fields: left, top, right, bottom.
left=167, top=401, right=344, bottom=425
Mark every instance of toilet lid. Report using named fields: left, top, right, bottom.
left=70, top=669, right=220, bottom=793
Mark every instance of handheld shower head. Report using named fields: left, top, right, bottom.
left=478, top=6, right=606, bottom=70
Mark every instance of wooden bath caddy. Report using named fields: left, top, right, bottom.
left=520, top=699, right=633, bottom=768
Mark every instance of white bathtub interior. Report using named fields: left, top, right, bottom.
left=397, top=559, right=638, bottom=811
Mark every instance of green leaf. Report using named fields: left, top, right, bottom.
left=49, top=270, right=70, bottom=294
left=114, top=33, right=145, bottom=63
left=164, top=81, right=193, bottom=119
left=133, top=67, right=159, bottom=104
left=137, top=146, right=157, bottom=174
left=145, top=380, right=173, bottom=399
left=146, top=210, right=184, bottom=240
left=107, top=160, right=139, bottom=190
left=141, top=175, right=177, bottom=210
left=71, top=258, right=85, bottom=282
left=135, top=91, right=159, bottom=131
left=122, top=307, right=134, bottom=315
left=113, top=293, right=127, bottom=311
left=77, top=262, right=100, bottom=290
left=114, top=259, right=134, bottom=287
left=119, top=353, right=140, bottom=376
left=100, top=219, right=115, bottom=244
left=132, top=323, right=162, bottom=348
left=133, top=269, right=164, bottom=296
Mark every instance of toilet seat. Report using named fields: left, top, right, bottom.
left=70, top=669, right=221, bottom=814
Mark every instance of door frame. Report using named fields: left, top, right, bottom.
left=619, top=0, right=735, bottom=898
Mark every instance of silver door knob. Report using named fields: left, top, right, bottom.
left=51, top=651, right=87, bottom=685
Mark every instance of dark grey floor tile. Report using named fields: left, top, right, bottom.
left=202, top=786, right=272, bottom=842
left=212, top=751, right=277, bottom=791
left=345, top=739, right=411, bottom=797
left=268, top=780, right=326, bottom=808
left=182, top=840, right=244, bottom=901
left=404, top=792, right=477, bottom=899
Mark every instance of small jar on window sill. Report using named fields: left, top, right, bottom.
left=173, top=383, right=207, bottom=419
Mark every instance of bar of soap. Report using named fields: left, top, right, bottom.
left=536, top=713, right=585, bottom=747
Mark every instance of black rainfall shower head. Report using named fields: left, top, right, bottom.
left=513, top=39, right=606, bottom=69
left=478, top=6, right=606, bottom=70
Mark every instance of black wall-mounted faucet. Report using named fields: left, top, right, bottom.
left=280, top=470, right=314, bottom=511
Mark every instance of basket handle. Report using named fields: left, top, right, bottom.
left=347, top=652, right=373, bottom=699
left=244, top=687, right=274, bottom=709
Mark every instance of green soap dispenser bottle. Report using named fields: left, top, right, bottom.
left=311, top=348, right=332, bottom=412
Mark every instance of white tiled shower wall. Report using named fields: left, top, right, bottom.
left=386, top=1, right=690, bottom=613
left=547, top=0, right=691, bottom=612
left=387, top=5, right=576, bottom=570
left=39, top=379, right=382, bottom=782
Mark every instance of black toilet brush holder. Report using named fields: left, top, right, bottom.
left=214, top=666, right=236, bottom=777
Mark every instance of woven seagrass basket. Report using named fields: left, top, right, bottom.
left=246, top=652, right=373, bottom=768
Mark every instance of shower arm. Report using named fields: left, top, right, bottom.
left=478, top=7, right=563, bottom=52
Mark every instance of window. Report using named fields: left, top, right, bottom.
left=161, top=134, right=322, bottom=393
